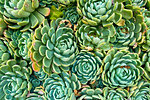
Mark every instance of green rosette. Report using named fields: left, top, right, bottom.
left=29, top=18, right=78, bottom=74
left=129, top=80, right=150, bottom=100
left=4, top=29, right=21, bottom=57
left=29, top=75, right=41, bottom=93
left=0, top=38, right=13, bottom=65
left=77, top=0, right=133, bottom=26
left=75, top=22, right=114, bottom=50
left=71, top=50, right=104, bottom=84
left=141, top=51, right=150, bottom=81
left=125, top=0, right=148, bottom=7
left=102, top=48, right=144, bottom=88
left=18, top=30, right=33, bottom=60
left=64, top=6, right=79, bottom=25
left=0, top=59, right=32, bottom=100
left=34, top=68, right=48, bottom=82
left=0, top=0, right=50, bottom=32
left=43, top=72, right=81, bottom=100
left=103, top=87, right=129, bottom=100
left=78, top=87, right=103, bottom=100
left=113, top=19, right=146, bottom=48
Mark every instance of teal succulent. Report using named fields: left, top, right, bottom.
left=78, top=88, right=103, bottom=100
left=77, top=0, right=133, bottom=26
left=103, top=87, right=129, bottom=100
left=0, top=59, right=32, bottom=100
left=29, top=18, right=78, bottom=74
left=102, top=48, right=144, bottom=88
left=75, top=22, right=114, bottom=50
left=0, top=38, right=13, bottom=65
left=39, top=0, right=53, bottom=7
left=34, top=68, right=48, bottom=82
left=141, top=51, right=150, bottom=81
left=125, top=0, right=148, bottom=7
left=64, top=6, right=79, bottom=25
left=0, top=0, right=50, bottom=32
left=29, top=75, right=42, bottom=93
left=43, top=72, right=81, bottom=100
left=18, top=30, right=33, bottom=60
left=4, top=29, right=22, bottom=57
left=71, top=50, right=104, bottom=84
left=130, top=80, right=150, bottom=100
left=113, top=19, right=145, bottom=48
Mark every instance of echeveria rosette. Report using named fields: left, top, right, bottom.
left=18, top=30, right=33, bottom=60
left=64, top=6, right=79, bottom=25
left=43, top=72, right=81, bottom=100
left=129, top=80, right=150, bottom=100
left=34, top=68, right=48, bottom=82
left=77, top=0, right=133, bottom=27
left=141, top=51, right=150, bottom=81
left=124, top=0, right=148, bottom=7
left=75, top=22, right=115, bottom=50
left=0, top=59, right=32, bottom=100
left=102, top=48, right=144, bottom=88
left=0, top=0, right=50, bottom=32
left=113, top=19, right=146, bottom=48
left=78, top=88, right=103, bottom=100
left=4, top=29, right=22, bottom=57
left=71, top=50, right=104, bottom=85
left=103, top=87, right=129, bottom=100
left=29, top=18, right=78, bottom=74
left=0, top=38, right=14, bottom=65
left=29, top=75, right=42, bottom=93
left=0, top=13, right=7, bottom=35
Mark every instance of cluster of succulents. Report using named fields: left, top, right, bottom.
left=0, top=0, right=150, bottom=100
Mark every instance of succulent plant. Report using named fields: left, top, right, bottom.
left=71, top=50, right=104, bottom=84
left=102, top=48, right=144, bottom=88
left=29, top=18, right=78, bottom=74
left=125, top=0, right=148, bottom=7
left=103, top=87, right=129, bottom=100
left=63, top=6, right=79, bottom=25
left=34, top=68, right=48, bottom=82
left=18, top=30, right=33, bottom=60
left=129, top=80, right=150, bottom=100
left=56, top=0, right=76, bottom=5
left=29, top=75, right=42, bottom=93
left=27, top=86, right=45, bottom=100
left=0, top=59, right=32, bottom=100
left=39, top=0, right=53, bottom=7
left=43, top=71, right=81, bottom=100
left=77, top=0, right=133, bottom=26
left=4, top=29, right=22, bottom=57
left=49, top=5, right=64, bottom=20
left=0, top=0, right=50, bottom=32
left=141, top=51, right=150, bottom=81
left=0, top=13, right=7, bottom=35
left=113, top=19, right=146, bottom=48
left=75, top=22, right=114, bottom=50
left=27, top=93, right=44, bottom=100
left=0, top=38, right=13, bottom=65
left=78, top=87, right=103, bottom=100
